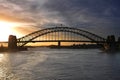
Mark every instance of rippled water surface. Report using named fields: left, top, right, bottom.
left=0, top=48, right=120, bottom=80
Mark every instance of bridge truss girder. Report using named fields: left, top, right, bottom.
left=17, top=27, right=106, bottom=47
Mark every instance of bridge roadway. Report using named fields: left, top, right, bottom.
left=17, top=40, right=106, bottom=43
left=0, top=40, right=105, bottom=43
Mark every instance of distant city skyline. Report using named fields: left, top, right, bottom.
left=0, top=0, right=120, bottom=41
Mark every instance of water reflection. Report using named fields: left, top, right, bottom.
left=0, top=53, right=19, bottom=80
left=0, top=49, right=120, bottom=80
left=8, top=51, right=48, bottom=80
left=0, top=54, right=4, bottom=62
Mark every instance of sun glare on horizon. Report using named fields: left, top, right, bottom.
left=0, top=21, right=22, bottom=41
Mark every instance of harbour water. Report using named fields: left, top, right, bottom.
left=0, top=48, right=120, bottom=80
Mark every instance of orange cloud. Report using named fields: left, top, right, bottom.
left=0, top=13, right=34, bottom=23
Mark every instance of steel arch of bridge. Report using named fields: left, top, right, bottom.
left=17, top=27, right=106, bottom=47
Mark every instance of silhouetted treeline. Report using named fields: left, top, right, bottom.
left=49, top=44, right=101, bottom=49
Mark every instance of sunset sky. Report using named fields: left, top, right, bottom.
left=0, top=0, right=120, bottom=41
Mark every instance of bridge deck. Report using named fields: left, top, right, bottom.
left=17, top=40, right=106, bottom=43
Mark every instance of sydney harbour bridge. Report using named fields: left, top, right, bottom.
left=0, top=25, right=118, bottom=51
left=14, top=26, right=106, bottom=47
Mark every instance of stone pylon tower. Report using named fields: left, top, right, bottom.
left=8, top=35, right=17, bottom=50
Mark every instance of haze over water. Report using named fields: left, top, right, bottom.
left=0, top=48, right=120, bottom=80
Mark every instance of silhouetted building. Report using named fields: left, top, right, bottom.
left=8, top=35, right=17, bottom=50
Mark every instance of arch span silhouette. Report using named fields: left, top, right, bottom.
left=17, top=27, right=106, bottom=47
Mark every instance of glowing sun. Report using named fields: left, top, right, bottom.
left=0, top=21, right=20, bottom=41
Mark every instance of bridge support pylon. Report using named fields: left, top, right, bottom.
left=8, top=35, right=17, bottom=50
left=58, top=41, right=61, bottom=47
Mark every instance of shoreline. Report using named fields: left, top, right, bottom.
left=0, top=47, right=27, bottom=52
